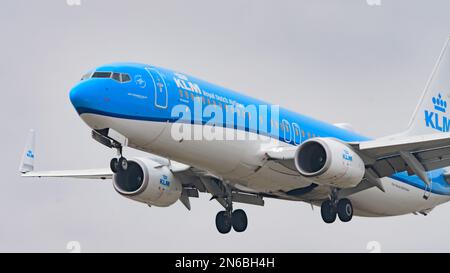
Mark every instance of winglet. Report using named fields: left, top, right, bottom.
left=19, top=129, right=36, bottom=174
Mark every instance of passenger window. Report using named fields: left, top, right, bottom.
left=112, top=73, right=121, bottom=82
left=121, top=74, right=131, bottom=82
left=92, top=72, right=112, bottom=78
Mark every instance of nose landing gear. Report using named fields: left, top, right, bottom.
left=110, top=157, right=128, bottom=173
left=110, top=147, right=128, bottom=174
left=91, top=129, right=129, bottom=174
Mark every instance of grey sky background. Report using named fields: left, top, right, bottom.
left=1, top=0, right=450, bottom=252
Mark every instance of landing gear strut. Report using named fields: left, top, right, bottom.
left=92, top=129, right=129, bottom=174
left=320, top=197, right=353, bottom=224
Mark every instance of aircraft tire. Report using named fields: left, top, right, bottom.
left=119, top=157, right=128, bottom=172
left=337, top=198, right=353, bottom=222
left=216, top=211, right=232, bottom=234
left=321, top=200, right=337, bottom=224
left=110, top=158, right=119, bottom=173
left=231, top=209, right=248, bottom=232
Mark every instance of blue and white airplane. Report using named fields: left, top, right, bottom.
left=19, top=38, right=450, bottom=233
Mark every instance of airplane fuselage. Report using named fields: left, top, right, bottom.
left=69, top=63, right=450, bottom=217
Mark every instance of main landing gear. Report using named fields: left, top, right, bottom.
left=214, top=191, right=248, bottom=234
left=216, top=209, right=248, bottom=234
left=320, top=198, right=353, bottom=224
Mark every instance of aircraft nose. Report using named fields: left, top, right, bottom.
left=69, top=82, right=91, bottom=114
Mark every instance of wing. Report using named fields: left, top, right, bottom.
left=19, top=130, right=266, bottom=211
left=350, top=132, right=450, bottom=185
left=21, top=169, right=113, bottom=179
left=265, top=132, right=450, bottom=195
left=19, top=130, right=113, bottom=180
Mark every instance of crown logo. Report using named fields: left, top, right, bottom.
left=26, top=150, right=34, bottom=159
left=432, top=93, right=447, bottom=113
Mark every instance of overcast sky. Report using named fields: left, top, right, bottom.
left=1, top=0, right=450, bottom=252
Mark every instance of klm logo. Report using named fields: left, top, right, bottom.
left=343, top=150, right=353, bottom=161
left=173, top=73, right=202, bottom=94
left=425, top=93, right=450, bottom=132
left=160, top=175, right=170, bottom=187
left=26, top=150, right=34, bottom=159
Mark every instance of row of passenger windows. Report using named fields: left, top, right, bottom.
left=280, top=122, right=318, bottom=138
left=81, top=71, right=131, bottom=83
left=178, top=89, right=318, bottom=140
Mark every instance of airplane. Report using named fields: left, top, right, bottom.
left=19, top=38, right=450, bottom=234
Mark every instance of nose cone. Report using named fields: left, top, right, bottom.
left=70, top=82, right=92, bottom=114
left=69, top=86, right=81, bottom=112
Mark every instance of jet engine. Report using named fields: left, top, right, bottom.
left=294, top=138, right=365, bottom=188
left=113, top=157, right=182, bottom=207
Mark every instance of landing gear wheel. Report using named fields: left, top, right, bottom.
left=110, top=158, right=119, bottom=173
left=337, top=198, right=353, bottom=222
left=231, top=209, right=248, bottom=232
left=215, top=211, right=232, bottom=234
left=119, top=157, right=128, bottom=172
left=321, top=200, right=337, bottom=224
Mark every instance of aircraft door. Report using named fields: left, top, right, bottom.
left=292, top=123, right=302, bottom=145
left=281, top=119, right=292, bottom=143
left=146, top=67, right=168, bottom=109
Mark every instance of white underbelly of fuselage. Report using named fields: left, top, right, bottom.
left=81, top=113, right=450, bottom=217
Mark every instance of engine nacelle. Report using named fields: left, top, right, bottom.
left=294, top=138, right=365, bottom=188
left=113, top=157, right=182, bottom=207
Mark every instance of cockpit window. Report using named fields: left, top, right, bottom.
left=81, top=72, right=92, bottom=81
left=112, top=73, right=121, bottom=82
left=92, top=72, right=112, bottom=78
left=121, top=74, right=131, bottom=83
left=83, top=71, right=132, bottom=83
